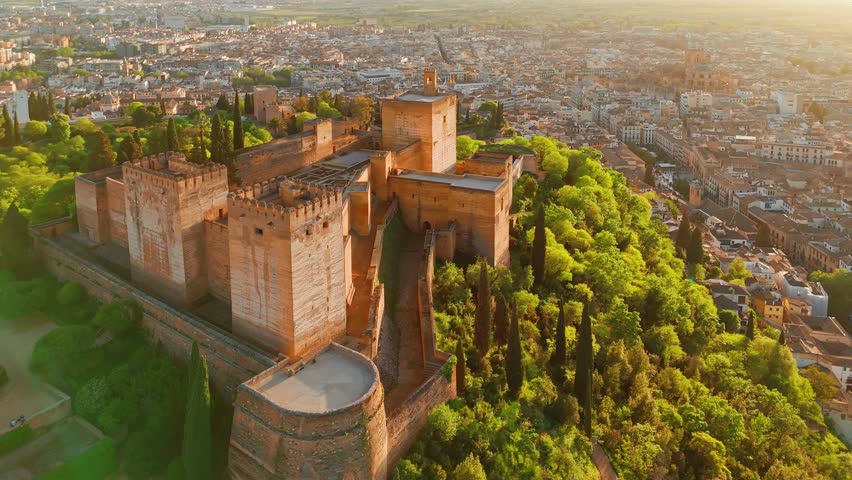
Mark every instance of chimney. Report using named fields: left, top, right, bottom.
left=423, top=67, right=438, bottom=96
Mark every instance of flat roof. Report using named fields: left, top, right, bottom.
left=254, top=349, right=374, bottom=413
left=323, top=151, right=374, bottom=169
left=394, top=171, right=504, bottom=192
left=395, top=92, right=446, bottom=103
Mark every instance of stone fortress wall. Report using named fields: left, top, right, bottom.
left=34, top=69, right=530, bottom=478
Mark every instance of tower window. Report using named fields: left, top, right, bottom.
left=255, top=228, right=263, bottom=236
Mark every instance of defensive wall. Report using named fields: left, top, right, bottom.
left=385, top=230, right=457, bottom=468
left=234, top=118, right=370, bottom=186
left=229, top=343, right=388, bottom=480
left=30, top=218, right=276, bottom=402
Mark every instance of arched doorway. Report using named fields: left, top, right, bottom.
left=423, top=221, right=432, bottom=231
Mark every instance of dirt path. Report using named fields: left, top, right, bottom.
left=384, top=232, right=428, bottom=411
left=0, top=316, right=58, bottom=435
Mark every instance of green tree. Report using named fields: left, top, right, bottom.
left=723, top=258, right=751, bottom=285
left=92, top=299, right=141, bottom=337
left=215, top=94, right=230, bottom=111
left=12, top=112, right=20, bottom=146
left=453, top=453, right=486, bottom=480
left=244, top=93, right=254, bottom=115
left=116, top=134, right=142, bottom=164
left=549, top=301, right=567, bottom=385
left=456, top=339, right=466, bottom=393
left=676, top=215, right=691, bottom=249
left=183, top=342, right=211, bottom=480
left=64, top=96, right=71, bottom=116
left=686, top=227, right=704, bottom=264
left=574, top=303, right=593, bottom=435
left=506, top=305, right=523, bottom=398
left=474, top=260, right=491, bottom=358
left=810, top=270, right=852, bottom=332
left=0, top=203, right=31, bottom=274
left=88, top=130, right=115, bottom=171
left=801, top=365, right=839, bottom=403
left=532, top=204, right=546, bottom=288
left=350, top=95, right=375, bottom=129
left=24, top=120, right=47, bottom=139
left=232, top=90, right=244, bottom=150
left=456, top=135, right=484, bottom=162
left=494, top=294, right=508, bottom=347
left=47, top=114, right=71, bottom=142
left=745, top=311, right=755, bottom=340
left=294, top=111, right=317, bottom=132
left=166, top=118, right=180, bottom=151
left=209, top=115, right=225, bottom=164
left=1, top=105, right=11, bottom=147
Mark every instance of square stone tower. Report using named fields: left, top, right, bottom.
left=227, top=178, right=347, bottom=357
left=381, top=68, right=457, bottom=174
left=122, top=153, right=229, bottom=306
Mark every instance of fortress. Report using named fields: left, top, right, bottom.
left=31, top=69, right=525, bottom=479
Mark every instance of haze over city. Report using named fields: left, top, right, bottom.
left=0, top=0, right=850, bottom=479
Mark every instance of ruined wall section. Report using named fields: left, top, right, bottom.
left=123, top=154, right=228, bottom=306
left=228, top=178, right=347, bottom=357
left=75, top=166, right=122, bottom=245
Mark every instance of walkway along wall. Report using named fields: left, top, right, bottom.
left=30, top=219, right=276, bottom=401
left=385, top=231, right=456, bottom=468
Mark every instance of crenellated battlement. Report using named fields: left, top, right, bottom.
left=123, top=152, right=228, bottom=193
left=227, top=176, right=344, bottom=229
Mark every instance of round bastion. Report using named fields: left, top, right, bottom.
left=229, top=343, right=387, bottom=480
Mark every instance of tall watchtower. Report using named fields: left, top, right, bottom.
left=381, top=68, right=457, bottom=174
left=689, top=180, right=703, bottom=207
left=123, top=153, right=229, bottom=306
left=227, top=178, right=346, bottom=357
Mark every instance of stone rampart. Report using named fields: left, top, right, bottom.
left=385, top=230, right=457, bottom=469
left=30, top=220, right=275, bottom=401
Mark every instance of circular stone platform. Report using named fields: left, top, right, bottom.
left=254, top=348, right=375, bottom=413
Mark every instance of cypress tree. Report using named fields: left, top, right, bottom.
left=532, top=204, right=546, bottom=288
left=28, top=93, right=36, bottom=121
left=746, top=311, right=755, bottom=340
left=13, top=112, right=20, bottom=146
left=64, top=96, right=71, bottom=116
left=183, top=342, right=211, bottom=480
left=47, top=90, right=55, bottom=115
left=209, top=115, right=223, bottom=164
left=574, top=303, right=593, bottom=433
left=676, top=215, right=691, bottom=249
left=191, top=130, right=206, bottom=164
left=308, top=95, right=319, bottom=114
left=244, top=93, right=254, bottom=115
left=506, top=304, right=523, bottom=398
left=778, top=329, right=785, bottom=346
left=215, top=93, right=230, bottom=111
left=550, top=301, right=567, bottom=385
left=88, top=130, right=115, bottom=171
left=756, top=223, right=773, bottom=248
left=537, top=306, right=550, bottom=350
left=1, top=105, right=10, bottom=147
left=117, top=134, right=141, bottom=164
left=0, top=203, right=31, bottom=275
left=455, top=339, right=465, bottom=394
left=494, top=295, right=508, bottom=347
left=232, top=90, right=244, bottom=150
left=474, top=260, right=491, bottom=357
left=166, top=118, right=180, bottom=151
left=686, top=227, right=704, bottom=265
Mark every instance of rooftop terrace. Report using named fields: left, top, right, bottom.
left=252, top=347, right=376, bottom=413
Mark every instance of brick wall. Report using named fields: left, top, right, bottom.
left=204, top=219, right=230, bottom=303
left=386, top=231, right=457, bottom=469
left=31, top=223, right=275, bottom=401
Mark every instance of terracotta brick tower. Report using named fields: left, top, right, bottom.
left=381, top=68, right=457, bottom=173
left=123, top=153, right=229, bottom=306
left=227, top=178, right=347, bottom=357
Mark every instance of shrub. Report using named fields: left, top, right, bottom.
left=56, top=282, right=86, bottom=306
left=73, top=376, right=110, bottom=422
left=93, top=299, right=141, bottom=336
left=0, top=424, right=34, bottom=456
left=37, top=437, right=117, bottom=480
